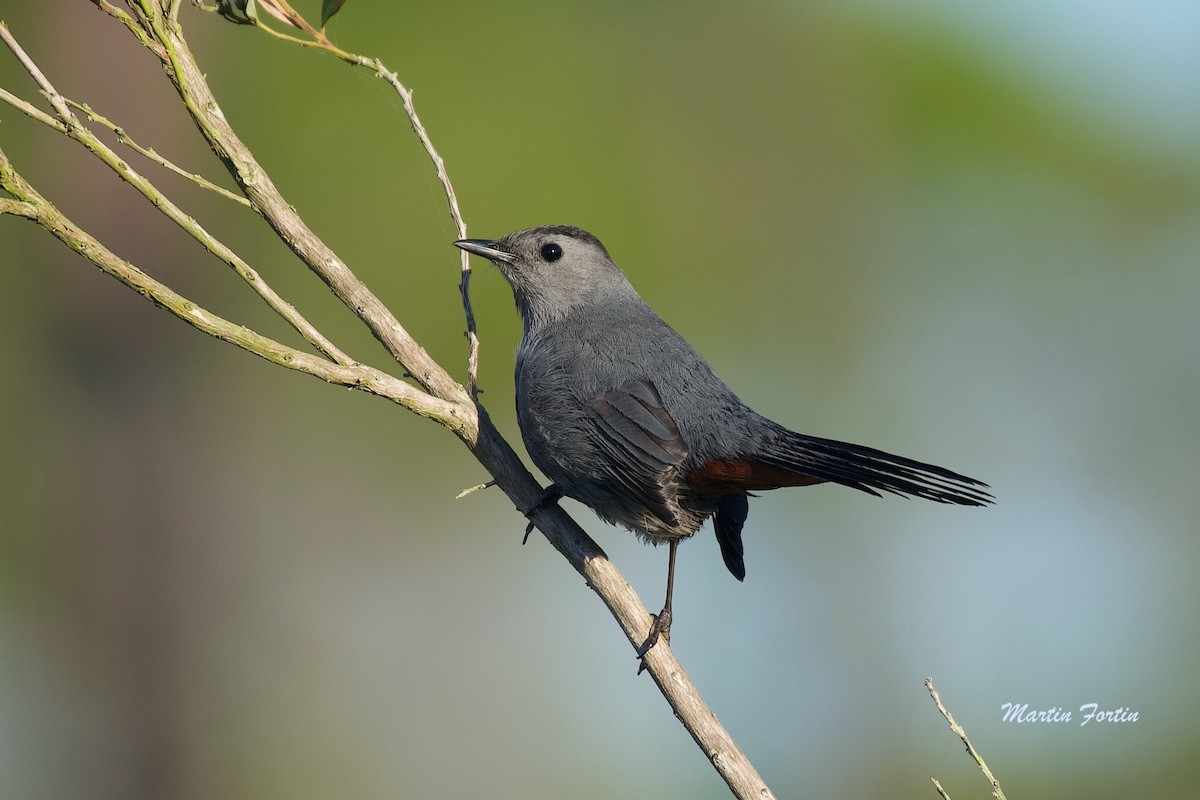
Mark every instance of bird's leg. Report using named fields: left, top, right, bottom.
left=521, top=484, right=563, bottom=544
left=636, top=538, right=679, bottom=664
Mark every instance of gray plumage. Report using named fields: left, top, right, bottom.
left=455, top=225, right=990, bottom=654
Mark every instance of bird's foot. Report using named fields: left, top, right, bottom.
left=521, top=484, right=563, bottom=544
left=635, top=606, right=672, bottom=672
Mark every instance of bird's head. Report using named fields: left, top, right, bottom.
left=455, top=225, right=634, bottom=329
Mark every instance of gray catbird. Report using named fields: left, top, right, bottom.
left=456, top=225, right=991, bottom=659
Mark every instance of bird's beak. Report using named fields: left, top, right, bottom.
left=454, top=238, right=516, bottom=264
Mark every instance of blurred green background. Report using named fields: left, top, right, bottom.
left=2, top=1, right=1198, bottom=798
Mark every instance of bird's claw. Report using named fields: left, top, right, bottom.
left=520, top=484, right=563, bottom=544
left=635, top=607, right=673, bottom=673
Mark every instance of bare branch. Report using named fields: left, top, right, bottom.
left=0, top=21, right=354, bottom=366
left=467, top=420, right=778, bottom=799
left=196, top=1, right=482, bottom=396
left=0, top=144, right=472, bottom=435
left=0, top=85, right=68, bottom=132
left=126, top=4, right=470, bottom=406
left=66, top=99, right=251, bottom=207
left=926, top=677, right=1008, bottom=800
left=0, top=197, right=39, bottom=218
left=366, top=62, right=479, bottom=398
left=3, top=9, right=777, bottom=797
left=0, top=20, right=74, bottom=122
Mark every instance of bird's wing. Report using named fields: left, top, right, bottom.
left=587, top=379, right=688, bottom=527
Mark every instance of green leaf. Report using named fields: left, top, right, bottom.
left=321, top=0, right=349, bottom=26
left=214, top=0, right=258, bottom=24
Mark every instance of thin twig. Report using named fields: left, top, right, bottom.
left=0, top=21, right=73, bottom=122
left=244, top=17, right=329, bottom=51
left=455, top=480, right=495, bottom=499
left=925, top=677, right=1008, bottom=800
left=120, top=3, right=471, bottom=405
left=366, top=61, right=479, bottom=398
left=202, top=0, right=360, bottom=61
left=932, top=777, right=953, bottom=800
left=66, top=99, right=251, bottom=206
left=0, top=145, right=472, bottom=435
left=0, top=22, right=353, bottom=366
left=191, top=2, right=484, bottom=397
left=0, top=85, right=67, bottom=133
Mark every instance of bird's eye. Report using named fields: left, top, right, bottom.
left=540, top=242, right=563, bottom=262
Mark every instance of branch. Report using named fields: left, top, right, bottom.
left=0, top=21, right=353, bottom=366
left=120, top=3, right=470, bottom=406
left=198, top=0, right=482, bottom=394
left=0, top=145, right=471, bottom=434
left=468, top=417, right=776, bottom=797
left=0, top=198, right=38, bottom=218
left=926, top=677, right=1009, bottom=800
left=365, top=61, right=480, bottom=398
left=3, top=7, right=774, bottom=797
left=67, top=98, right=252, bottom=207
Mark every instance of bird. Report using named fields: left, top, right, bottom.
left=455, top=225, right=991, bottom=660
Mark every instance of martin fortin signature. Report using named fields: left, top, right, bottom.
left=1001, top=702, right=1139, bottom=726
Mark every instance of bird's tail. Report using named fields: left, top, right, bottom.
left=758, top=427, right=993, bottom=507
